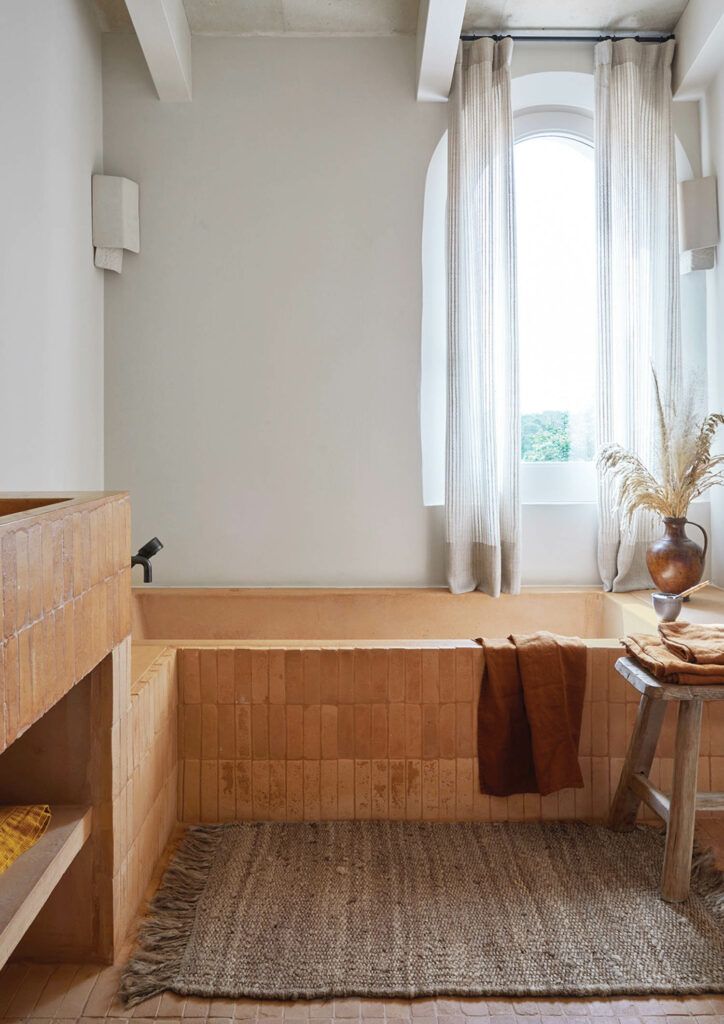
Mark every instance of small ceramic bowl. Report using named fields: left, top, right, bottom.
left=651, top=592, right=683, bottom=622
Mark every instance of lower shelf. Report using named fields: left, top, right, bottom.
left=0, top=805, right=92, bottom=970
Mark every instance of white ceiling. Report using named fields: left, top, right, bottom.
left=92, top=0, right=689, bottom=35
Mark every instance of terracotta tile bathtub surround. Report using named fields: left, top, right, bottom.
left=175, top=642, right=721, bottom=825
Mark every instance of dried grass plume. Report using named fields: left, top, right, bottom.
left=597, top=372, right=724, bottom=522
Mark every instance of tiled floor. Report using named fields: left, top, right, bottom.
left=2, top=820, right=724, bottom=1024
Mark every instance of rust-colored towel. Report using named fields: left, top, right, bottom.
left=477, top=631, right=587, bottom=797
left=658, top=622, right=724, bottom=665
left=0, top=805, right=51, bottom=876
left=623, top=633, right=724, bottom=685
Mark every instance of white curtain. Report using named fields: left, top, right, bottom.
left=445, top=38, right=520, bottom=596
left=595, top=39, right=681, bottom=592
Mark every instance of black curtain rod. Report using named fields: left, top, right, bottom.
left=460, top=33, right=675, bottom=43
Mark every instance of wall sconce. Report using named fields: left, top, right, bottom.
left=92, top=174, right=140, bottom=273
left=679, top=176, right=719, bottom=273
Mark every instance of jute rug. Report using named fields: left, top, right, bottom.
left=121, top=821, right=724, bottom=1007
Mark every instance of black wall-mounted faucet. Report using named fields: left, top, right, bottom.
left=131, top=537, right=163, bottom=583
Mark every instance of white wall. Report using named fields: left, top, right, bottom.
left=0, top=0, right=104, bottom=491
left=103, top=35, right=448, bottom=585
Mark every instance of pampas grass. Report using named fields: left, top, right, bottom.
left=597, top=372, right=724, bottom=522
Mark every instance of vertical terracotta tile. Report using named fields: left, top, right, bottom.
left=199, top=650, right=218, bottom=703
left=200, top=760, right=219, bottom=822
left=422, top=704, right=439, bottom=759
left=355, top=759, right=371, bottom=819
left=658, top=703, right=678, bottom=758
left=25, top=525, right=42, bottom=624
left=591, top=756, right=610, bottom=821
left=217, top=649, right=235, bottom=704
left=337, top=704, right=355, bottom=758
left=286, top=760, right=304, bottom=820
left=438, top=649, right=456, bottom=703
left=608, top=702, right=627, bottom=757
left=421, top=650, right=439, bottom=703
left=304, top=705, right=321, bottom=759
left=236, top=760, right=252, bottom=818
left=389, top=759, right=406, bottom=818
left=183, top=705, right=202, bottom=758
left=388, top=703, right=406, bottom=758
left=338, top=649, right=355, bottom=703
left=302, top=650, right=320, bottom=704
left=321, top=704, right=338, bottom=759
left=182, top=650, right=201, bottom=704
left=708, top=701, right=724, bottom=756
left=370, top=759, right=388, bottom=819
left=355, top=704, right=371, bottom=758
left=405, top=759, right=422, bottom=820
left=183, top=760, right=200, bottom=821
left=268, top=704, right=286, bottom=758
left=455, top=648, right=475, bottom=702
left=591, top=701, right=608, bottom=756
left=3, top=634, right=19, bottom=747
left=370, top=650, right=388, bottom=702
left=62, top=515, right=74, bottom=602
left=489, top=795, right=508, bottom=820
left=201, top=704, right=218, bottom=758
left=439, top=703, right=456, bottom=758
left=473, top=782, right=491, bottom=821
left=371, top=703, right=388, bottom=758
left=456, top=758, right=474, bottom=820
left=579, top=694, right=592, bottom=755
left=1, top=531, right=16, bottom=641
left=235, top=705, right=251, bottom=759
left=252, top=650, right=269, bottom=703
left=18, top=627, right=32, bottom=729
left=304, top=761, right=321, bottom=819
left=575, top=755, right=592, bottom=819
left=710, top=755, right=724, bottom=790
left=405, top=704, right=422, bottom=758
left=456, top=703, right=473, bottom=756
left=15, top=530, right=29, bottom=629
left=354, top=649, right=371, bottom=703
left=285, top=650, right=303, bottom=703
left=252, top=761, right=270, bottom=819
left=320, top=649, right=338, bottom=703
left=438, top=759, right=456, bottom=821
left=320, top=760, right=338, bottom=819
left=422, top=760, right=439, bottom=820
left=286, top=704, right=304, bottom=759
left=269, top=759, right=287, bottom=819
left=388, top=650, right=405, bottom=702
left=338, top=759, right=355, bottom=819
left=252, top=704, right=269, bottom=759
left=524, top=793, right=541, bottom=820
left=41, top=522, right=54, bottom=615
left=269, top=649, right=286, bottom=704
left=405, top=650, right=422, bottom=703
left=218, top=705, right=236, bottom=758
left=235, top=649, right=252, bottom=704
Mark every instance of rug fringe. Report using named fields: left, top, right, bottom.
left=120, top=825, right=223, bottom=1008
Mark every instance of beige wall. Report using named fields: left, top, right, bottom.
left=103, top=34, right=448, bottom=586
left=0, top=0, right=104, bottom=491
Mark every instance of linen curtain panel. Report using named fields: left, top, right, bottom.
left=595, top=38, right=681, bottom=592
left=446, top=37, right=520, bottom=596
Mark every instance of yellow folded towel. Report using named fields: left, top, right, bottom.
left=0, top=806, right=51, bottom=876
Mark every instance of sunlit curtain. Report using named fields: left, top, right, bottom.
left=595, top=38, right=681, bottom=592
left=446, top=37, right=520, bottom=596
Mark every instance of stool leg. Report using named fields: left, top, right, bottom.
left=661, top=699, right=703, bottom=903
left=609, top=693, right=667, bottom=831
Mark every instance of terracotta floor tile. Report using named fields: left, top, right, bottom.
left=411, top=1002, right=438, bottom=1017
left=5, top=964, right=54, bottom=1018
left=285, top=1005, right=310, bottom=1018
left=80, top=965, right=122, bottom=1017
left=209, top=1000, right=237, bottom=1018
left=158, top=991, right=188, bottom=1016
left=131, top=993, right=162, bottom=1016
left=59, top=965, right=107, bottom=1018
left=513, top=1004, right=540, bottom=1017
left=334, top=1003, right=362, bottom=1019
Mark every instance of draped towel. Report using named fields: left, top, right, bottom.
left=595, top=39, right=682, bottom=591
left=445, top=38, right=520, bottom=596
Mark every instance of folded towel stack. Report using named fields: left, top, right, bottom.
left=622, top=622, right=724, bottom=685
left=0, top=805, right=51, bottom=876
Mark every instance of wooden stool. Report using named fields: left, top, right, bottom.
left=609, top=656, right=724, bottom=902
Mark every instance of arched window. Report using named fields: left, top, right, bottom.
left=514, top=108, right=597, bottom=503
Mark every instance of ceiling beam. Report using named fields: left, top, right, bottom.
left=672, top=0, right=724, bottom=99
left=124, top=0, right=192, bottom=102
left=416, top=0, right=466, bottom=102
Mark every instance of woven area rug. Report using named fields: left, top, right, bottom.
left=121, top=821, right=724, bottom=1007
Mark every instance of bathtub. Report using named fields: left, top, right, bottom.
left=129, top=586, right=719, bottom=827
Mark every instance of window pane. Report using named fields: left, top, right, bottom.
left=515, top=135, right=596, bottom=463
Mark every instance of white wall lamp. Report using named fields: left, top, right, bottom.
left=92, top=175, right=140, bottom=274
left=679, top=176, right=719, bottom=273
